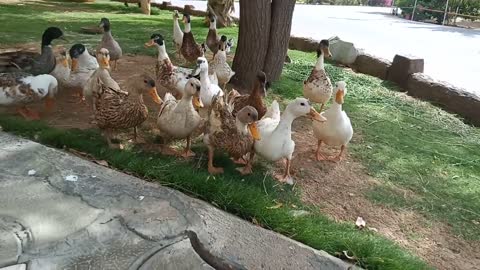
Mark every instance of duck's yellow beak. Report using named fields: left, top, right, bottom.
left=335, top=89, right=345, bottom=105
left=144, top=39, right=155, bottom=48
left=309, top=107, right=327, bottom=122
left=193, top=96, right=204, bottom=108
left=45, top=96, right=55, bottom=112
left=248, top=122, right=261, bottom=140
left=149, top=87, right=163, bottom=104
left=71, top=58, right=78, bottom=71
left=100, top=57, right=110, bottom=69
left=323, top=47, right=332, bottom=58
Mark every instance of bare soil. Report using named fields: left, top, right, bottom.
left=1, top=45, right=479, bottom=270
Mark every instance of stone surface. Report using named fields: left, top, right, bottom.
left=406, top=73, right=480, bottom=126
left=288, top=36, right=319, bottom=52
left=0, top=265, right=26, bottom=270
left=329, top=36, right=360, bottom=66
left=387, top=54, right=424, bottom=88
left=0, top=132, right=356, bottom=270
left=353, top=53, right=391, bottom=80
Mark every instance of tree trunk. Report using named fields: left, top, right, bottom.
left=230, top=0, right=271, bottom=92
left=140, top=0, right=151, bottom=15
left=207, top=0, right=235, bottom=28
left=263, top=0, right=296, bottom=82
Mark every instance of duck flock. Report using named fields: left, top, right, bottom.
left=0, top=12, right=353, bottom=185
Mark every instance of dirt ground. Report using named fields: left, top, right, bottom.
left=1, top=44, right=479, bottom=270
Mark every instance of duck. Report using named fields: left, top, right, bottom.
left=83, top=48, right=125, bottom=110
left=180, top=14, right=204, bottom=63
left=50, top=49, right=70, bottom=87
left=94, top=74, right=162, bottom=148
left=303, top=39, right=332, bottom=112
left=156, top=78, right=204, bottom=157
left=206, top=13, right=220, bottom=58
left=65, top=44, right=99, bottom=102
left=230, top=71, right=267, bottom=119
left=0, top=27, right=65, bottom=75
left=204, top=92, right=260, bottom=175
left=313, top=81, right=353, bottom=162
left=254, top=98, right=326, bottom=185
left=225, top=37, right=235, bottom=54
left=191, top=57, right=223, bottom=111
left=0, top=72, right=58, bottom=120
left=97, top=18, right=122, bottom=71
left=209, top=35, right=235, bottom=89
left=172, top=10, right=184, bottom=60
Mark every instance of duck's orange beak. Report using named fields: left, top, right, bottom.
left=193, top=95, right=204, bottom=108
left=248, top=122, right=261, bottom=140
left=335, top=89, right=345, bottom=105
left=101, top=57, right=110, bottom=69
left=144, top=39, right=155, bottom=48
left=71, top=58, right=78, bottom=71
left=309, top=107, right=327, bottom=122
left=45, top=96, right=55, bottom=112
left=149, top=87, right=163, bottom=104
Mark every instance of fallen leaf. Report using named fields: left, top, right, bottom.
left=343, top=250, right=357, bottom=261
left=252, top=217, right=260, bottom=226
left=267, top=202, right=283, bottom=209
left=27, top=169, right=36, bottom=176
left=355, top=217, right=366, bottom=229
left=94, top=160, right=109, bottom=167
left=65, top=175, right=78, bottom=182
left=368, top=227, right=379, bottom=232
left=473, top=220, right=479, bottom=225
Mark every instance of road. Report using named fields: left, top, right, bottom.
left=165, top=1, right=480, bottom=96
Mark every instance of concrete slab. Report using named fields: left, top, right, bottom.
left=0, top=132, right=356, bottom=270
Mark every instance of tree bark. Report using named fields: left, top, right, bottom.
left=263, top=0, right=296, bottom=82
left=230, top=0, right=271, bottom=92
left=140, top=0, right=151, bottom=15
left=207, top=0, right=235, bottom=28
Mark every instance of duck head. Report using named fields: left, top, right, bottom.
left=334, top=81, right=347, bottom=105
left=42, top=27, right=65, bottom=47
left=287, top=98, right=326, bottom=122
left=255, top=71, right=268, bottom=97
left=182, top=13, right=191, bottom=24
left=173, top=10, right=180, bottom=19
left=317, top=39, right=332, bottom=58
left=145, top=33, right=164, bottom=47
left=185, top=78, right=203, bottom=108
left=208, top=13, right=216, bottom=29
left=99, top=18, right=111, bottom=32
left=69, top=43, right=86, bottom=71
left=137, top=75, right=163, bottom=104
left=237, top=106, right=260, bottom=140
left=191, top=57, right=208, bottom=76
left=96, top=48, right=110, bottom=69
left=219, top=35, right=227, bottom=51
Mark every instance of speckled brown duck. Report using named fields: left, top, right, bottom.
left=180, top=14, right=204, bottom=63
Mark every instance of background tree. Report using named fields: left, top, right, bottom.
left=207, top=0, right=235, bottom=27
left=230, top=0, right=296, bottom=92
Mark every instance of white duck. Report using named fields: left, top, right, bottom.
left=191, top=57, right=223, bottom=109
left=145, top=34, right=217, bottom=99
left=0, top=72, right=58, bottom=120
left=313, top=81, right=353, bottom=162
left=66, top=44, right=99, bottom=102
left=303, top=39, right=332, bottom=112
left=209, top=35, right=235, bottom=89
left=156, top=78, right=204, bottom=158
left=172, top=10, right=184, bottom=60
left=254, top=98, right=326, bottom=185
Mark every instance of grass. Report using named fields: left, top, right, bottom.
left=1, top=0, right=480, bottom=269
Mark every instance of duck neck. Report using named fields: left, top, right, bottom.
left=184, top=23, right=191, bottom=33
left=276, top=110, right=296, bottom=135
left=235, top=118, right=248, bottom=135
left=248, top=81, right=262, bottom=103
left=103, top=30, right=113, bottom=41
left=180, top=94, right=193, bottom=106
left=41, top=36, right=52, bottom=48
left=330, top=101, right=342, bottom=112
left=209, top=20, right=216, bottom=30
left=200, top=69, right=210, bottom=85
left=314, top=53, right=325, bottom=70
left=157, top=44, right=170, bottom=61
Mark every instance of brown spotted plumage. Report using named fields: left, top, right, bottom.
left=180, top=14, right=204, bottom=63
left=231, top=71, right=268, bottom=119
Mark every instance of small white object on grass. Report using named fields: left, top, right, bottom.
left=138, top=196, right=145, bottom=201
left=355, top=217, right=366, bottom=229
left=27, top=169, right=36, bottom=176
left=65, top=175, right=78, bottom=182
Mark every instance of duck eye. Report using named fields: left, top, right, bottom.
left=300, top=102, right=305, bottom=106
left=143, top=80, right=148, bottom=83
left=247, top=113, right=251, bottom=116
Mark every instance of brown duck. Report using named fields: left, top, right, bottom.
left=205, top=13, right=220, bottom=58
left=230, top=71, right=268, bottom=120
left=94, top=74, right=162, bottom=147
left=180, top=14, right=204, bottom=63
left=204, top=93, right=260, bottom=175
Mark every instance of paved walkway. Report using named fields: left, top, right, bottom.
left=168, top=1, right=480, bottom=97
left=0, top=132, right=355, bottom=270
